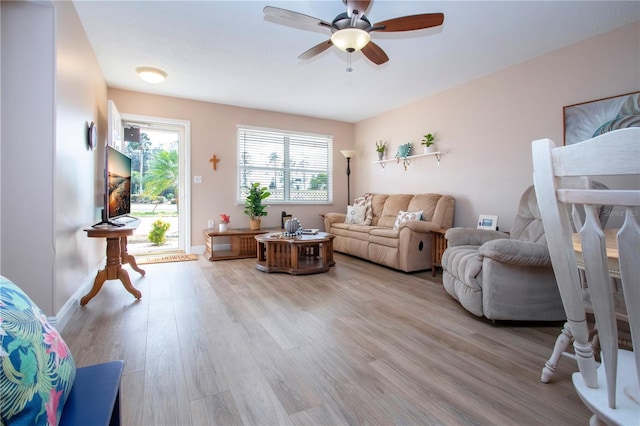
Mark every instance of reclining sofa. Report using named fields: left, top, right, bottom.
left=324, top=193, right=455, bottom=272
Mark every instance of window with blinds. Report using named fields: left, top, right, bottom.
left=237, top=126, right=333, bottom=204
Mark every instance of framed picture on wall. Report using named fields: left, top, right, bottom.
left=477, top=215, right=498, bottom=231
left=563, top=91, right=640, bottom=145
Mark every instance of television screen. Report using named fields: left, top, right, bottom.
left=106, top=145, right=132, bottom=219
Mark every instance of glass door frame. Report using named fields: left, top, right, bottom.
left=121, top=113, right=191, bottom=254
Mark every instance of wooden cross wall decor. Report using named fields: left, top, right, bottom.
left=209, top=154, right=220, bottom=171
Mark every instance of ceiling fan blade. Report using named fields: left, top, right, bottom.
left=361, top=41, right=389, bottom=65
left=373, top=13, right=444, bottom=32
left=343, top=0, right=371, bottom=18
left=264, top=6, right=332, bottom=31
left=298, top=40, right=333, bottom=60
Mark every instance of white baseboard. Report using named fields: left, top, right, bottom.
left=191, top=244, right=231, bottom=254
left=191, top=244, right=206, bottom=254
left=50, top=260, right=104, bottom=332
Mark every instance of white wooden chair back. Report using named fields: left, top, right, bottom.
left=532, top=127, right=640, bottom=425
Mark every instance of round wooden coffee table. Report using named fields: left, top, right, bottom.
left=255, top=232, right=335, bottom=275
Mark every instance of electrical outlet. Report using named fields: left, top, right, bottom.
left=193, top=176, right=203, bottom=183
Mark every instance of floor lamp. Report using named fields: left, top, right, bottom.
left=340, top=150, right=356, bottom=205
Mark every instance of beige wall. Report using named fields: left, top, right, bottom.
left=1, top=1, right=57, bottom=312
left=54, top=1, right=109, bottom=317
left=1, top=1, right=107, bottom=318
left=354, top=22, right=640, bottom=231
left=107, top=89, right=355, bottom=248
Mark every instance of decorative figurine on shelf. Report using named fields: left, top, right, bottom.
left=219, top=214, right=230, bottom=232
left=396, top=143, right=412, bottom=159
left=375, top=140, right=387, bottom=161
left=396, top=143, right=413, bottom=171
left=421, top=133, right=436, bottom=153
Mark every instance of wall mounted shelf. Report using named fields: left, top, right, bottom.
left=373, top=151, right=442, bottom=170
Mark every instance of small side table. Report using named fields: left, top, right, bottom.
left=204, top=228, right=271, bottom=260
left=83, top=220, right=145, bottom=305
left=431, top=228, right=449, bottom=277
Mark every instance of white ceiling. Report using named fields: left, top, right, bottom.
left=72, top=1, right=639, bottom=123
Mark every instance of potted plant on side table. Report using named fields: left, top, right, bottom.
left=244, top=182, right=271, bottom=230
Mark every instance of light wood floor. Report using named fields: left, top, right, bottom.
left=62, top=253, right=591, bottom=426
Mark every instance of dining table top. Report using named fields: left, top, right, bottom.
left=572, top=227, right=620, bottom=261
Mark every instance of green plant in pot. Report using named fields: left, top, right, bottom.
left=421, top=133, right=436, bottom=153
left=375, top=140, right=387, bottom=160
left=244, top=182, right=271, bottom=230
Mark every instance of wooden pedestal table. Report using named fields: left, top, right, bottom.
left=255, top=232, right=335, bottom=275
left=82, top=221, right=145, bottom=305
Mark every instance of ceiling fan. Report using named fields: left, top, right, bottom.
left=263, top=0, right=444, bottom=67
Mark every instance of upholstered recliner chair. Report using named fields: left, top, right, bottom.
left=441, top=186, right=566, bottom=321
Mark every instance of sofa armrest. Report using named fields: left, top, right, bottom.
left=324, top=212, right=346, bottom=229
left=401, top=220, right=441, bottom=233
left=478, top=239, right=551, bottom=266
left=445, top=227, right=509, bottom=247
left=432, top=195, right=455, bottom=229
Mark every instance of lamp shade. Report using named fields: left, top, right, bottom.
left=340, top=150, right=357, bottom=159
left=331, top=28, right=370, bottom=52
left=136, top=67, right=167, bottom=84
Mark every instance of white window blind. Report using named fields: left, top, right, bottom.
left=237, top=126, right=333, bottom=204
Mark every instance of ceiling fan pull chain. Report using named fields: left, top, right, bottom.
left=346, top=52, right=353, bottom=72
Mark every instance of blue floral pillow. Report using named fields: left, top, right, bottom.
left=0, top=276, right=76, bottom=425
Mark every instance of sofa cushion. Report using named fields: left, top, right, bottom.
left=407, top=194, right=441, bottom=222
left=378, top=194, right=413, bottom=228
left=510, top=186, right=546, bottom=244
left=392, top=210, right=423, bottom=230
left=345, top=205, right=366, bottom=224
left=369, top=227, right=401, bottom=248
left=353, top=193, right=373, bottom=225
left=347, top=226, right=376, bottom=242
left=369, top=194, right=389, bottom=226
left=0, top=276, right=76, bottom=426
left=369, top=235, right=400, bottom=248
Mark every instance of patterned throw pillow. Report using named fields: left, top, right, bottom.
left=344, top=205, right=367, bottom=224
left=353, top=193, right=373, bottom=225
left=393, top=210, right=424, bottom=230
left=0, top=276, right=76, bottom=426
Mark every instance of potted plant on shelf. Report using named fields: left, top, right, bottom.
left=244, top=182, right=271, bottom=230
left=375, top=140, right=387, bottom=161
left=421, top=133, right=436, bottom=153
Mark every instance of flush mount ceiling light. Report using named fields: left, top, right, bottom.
left=330, top=28, right=370, bottom=52
left=135, top=67, right=167, bottom=84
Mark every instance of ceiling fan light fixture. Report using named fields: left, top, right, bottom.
left=331, top=28, right=370, bottom=52
left=136, top=67, right=167, bottom=84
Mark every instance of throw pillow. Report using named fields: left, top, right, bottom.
left=393, top=210, right=423, bottom=230
left=0, top=276, right=76, bottom=426
left=353, top=193, right=373, bottom=225
left=344, top=205, right=366, bottom=225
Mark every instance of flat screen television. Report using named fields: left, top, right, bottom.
left=97, top=145, right=132, bottom=226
